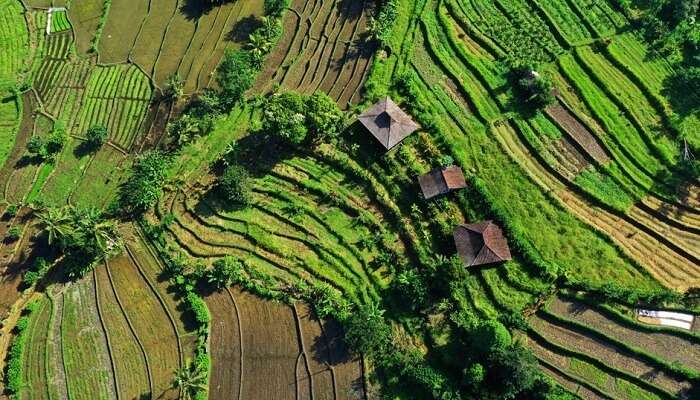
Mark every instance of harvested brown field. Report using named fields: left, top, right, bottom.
left=206, top=288, right=365, bottom=400
left=546, top=103, right=610, bottom=164
left=254, top=0, right=376, bottom=108
left=548, top=295, right=700, bottom=372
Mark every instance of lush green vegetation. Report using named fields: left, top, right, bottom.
left=2, top=0, right=700, bottom=399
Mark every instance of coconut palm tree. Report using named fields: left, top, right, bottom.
left=172, top=361, right=207, bottom=400
left=35, top=207, right=72, bottom=246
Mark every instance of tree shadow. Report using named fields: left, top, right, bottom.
left=73, top=140, right=99, bottom=158
left=662, top=72, right=700, bottom=117
left=225, top=15, right=262, bottom=43
left=179, top=0, right=235, bottom=21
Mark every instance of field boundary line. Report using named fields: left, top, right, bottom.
left=535, top=356, right=615, bottom=400
left=58, top=291, right=73, bottom=400
left=224, top=287, right=243, bottom=400
left=292, top=302, right=315, bottom=400
left=538, top=308, right=699, bottom=382
left=124, top=243, right=184, bottom=367
left=93, top=268, right=122, bottom=400
left=150, top=0, right=181, bottom=87
left=527, top=328, right=677, bottom=399
left=105, top=258, right=154, bottom=396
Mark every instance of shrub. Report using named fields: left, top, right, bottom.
left=5, top=203, right=18, bottom=218
left=118, top=151, right=169, bottom=215
left=264, top=0, right=289, bottom=15
left=45, top=121, right=66, bottom=155
left=469, top=320, right=512, bottom=359
left=306, top=91, right=345, bottom=141
left=208, top=256, right=245, bottom=288
left=262, top=92, right=308, bottom=144
left=186, top=291, right=211, bottom=327
left=6, top=226, right=21, bottom=241
left=485, top=344, right=539, bottom=398
left=26, top=136, right=44, bottom=156
left=217, top=50, right=256, bottom=110
left=22, top=257, right=51, bottom=287
left=218, top=164, right=252, bottom=206
left=85, top=125, right=108, bottom=148
left=342, top=303, right=391, bottom=357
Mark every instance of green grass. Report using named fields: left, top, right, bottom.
left=0, top=0, right=29, bottom=88
left=0, top=94, right=21, bottom=171
left=575, top=166, right=635, bottom=212
left=405, top=7, right=659, bottom=288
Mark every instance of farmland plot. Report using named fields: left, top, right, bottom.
left=254, top=0, right=376, bottom=108
left=206, top=288, right=365, bottom=400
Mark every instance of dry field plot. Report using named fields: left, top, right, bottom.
left=548, top=295, right=700, bottom=372
left=255, top=0, right=375, bottom=108
left=206, top=288, right=365, bottom=400
left=98, top=0, right=262, bottom=91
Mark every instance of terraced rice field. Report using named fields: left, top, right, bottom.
left=2, top=0, right=700, bottom=398
left=207, top=288, right=364, bottom=400
left=18, top=227, right=196, bottom=399
left=254, top=0, right=375, bottom=108
left=98, top=0, right=263, bottom=91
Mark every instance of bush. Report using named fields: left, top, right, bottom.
left=22, top=257, right=51, bottom=287
left=85, top=125, right=108, bottom=148
left=5, top=203, right=18, bottom=218
left=264, top=0, right=289, bottom=15
left=187, top=291, right=211, bottom=327
left=485, top=344, right=539, bottom=398
left=26, top=136, right=44, bottom=156
left=306, top=91, right=344, bottom=141
left=118, top=150, right=169, bottom=215
left=469, top=320, right=512, bottom=359
left=218, top=164, right=252, bottom=206
left=208, top=256, right=245, bottom=288
left=262, top=92, right=308, bottom=144
left=217, top=50, right=256, bottom=110
left=342, top=304, right=391, bottom=356
left=45, top=121, right=66, bottom=155
left=6, top=226, right=21, bottom=241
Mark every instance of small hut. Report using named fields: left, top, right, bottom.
left=418, top=165, right=468, bottom=200
left=357, top=96, right=419, bottom=151
left=453, top=221, right=511, bottom=267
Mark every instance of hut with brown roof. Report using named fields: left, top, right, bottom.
left=418, top=165, right=468, bottom=200
left=453, top=221, right=512, bottom=267
left=357, top=96, right=419, bottom=150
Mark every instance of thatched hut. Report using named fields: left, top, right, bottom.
left=418, top=165, right=468, bottom=200
left=357, top=96, right=419, bottom=150
left=453, top=221, right=512, bottom=267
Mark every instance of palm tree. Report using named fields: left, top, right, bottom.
left=35, top=207, right=72, bottom=246
left=172, top=361, right=207, bottom=400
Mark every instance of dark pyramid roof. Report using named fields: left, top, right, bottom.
left=418, top=166, right=468, bottom=199
left=453, top=221, right=512, bottom=267
left=358, top=97, right=419, bottom=150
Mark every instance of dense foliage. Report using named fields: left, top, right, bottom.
left=261, top=91, right=344, bottom=144
left=35, top=205, right=122, bottom=277
left=217, top=164, right=252, bottom=206
left=85, top=125, right=108, bottom=149
left=118, top=150, right=169, bottom=215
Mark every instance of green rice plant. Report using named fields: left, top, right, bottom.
left=50, top=11, right=71, bottom=33
left=530, top=0, right=593, bottom=46
left=575, top=166, right=635, bottom=213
